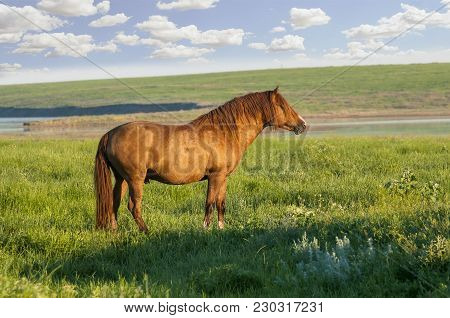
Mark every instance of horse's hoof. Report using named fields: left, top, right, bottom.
left=111, top=222, right=118, bottom=231
left=218, top=221, right=224, bottom=230
left=139, top=227, right=149, bottom=234
left=203, top=220, right=210, bottom=229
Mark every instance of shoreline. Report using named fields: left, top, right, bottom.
left=22, top=109, right=450, bottom=128
left=0, top=110, right=447, bottom=139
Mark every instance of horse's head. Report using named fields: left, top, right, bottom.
left=268, top=87, right=307, bottom=135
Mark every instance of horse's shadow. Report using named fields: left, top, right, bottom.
left=27, top=227, right=304, bottom=297
left=19, top=221, right=431, bottom=297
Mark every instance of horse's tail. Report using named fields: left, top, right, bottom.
left=94, top=133, right=114, bottom=229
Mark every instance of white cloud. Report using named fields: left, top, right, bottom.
left=343, top=3, right=450, bottom=41
left=325, top=39, right=400, bottom=60
left=136, top=15, right=195, bottom=42
left=150, top=44, right=214, bottom=59
left=112, top=31, right=169, bottom=49
left=270, top=26, right=286, bottom=33
left=113, top=32, right=141, bottom=46
left=96, top=1, right=110, bottom=14
left=89, top=13, right=130, bottom=27
left=156, top=0, right=219, bottom=11
left=290, top=8, right=331, bottom=30
left=0, top=4, right=65, bottom=43
left=354, top=39, right=398, bottom=52
left=249, top=35, right=304, bottom=52
left=190, top=28, right=245, bottom=46
left=140, top=37, right=167, bottom=48
left=0, top=63, right=22, bottom=72
left=94, top=41, right=117, bottom=53
left=37, top=0, right=110, bottom=17
left=322, top=48, right=450, bottom=66
left=136, top=15, right=244, bottom=46
left=269, top=35, right=304, bottom=51
left=325, top=48, right=364, bottom=60
left=13, top=32, right=117, bottom=57
left=248, top=42, right=267, bottom=50
left=0, top=33, right=24, bottom=44
left=325, top=40, right=400, bottom=60
left=332, top=3, right=450, bottom=62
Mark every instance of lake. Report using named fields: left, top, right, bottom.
left=0, top=117, right=58, bottom=133
left=0, top=116, right=449, bottom=136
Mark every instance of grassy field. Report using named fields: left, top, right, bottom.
left=1, top=63, right=449, bottom=116
left=0, top=136, right=448, bottom=297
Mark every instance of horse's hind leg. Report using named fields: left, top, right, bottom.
left=112, top=174, right=128, bottom=229
left=128, top=180, right=149, bottom=233
left=127, top=197, right=134, bottom=213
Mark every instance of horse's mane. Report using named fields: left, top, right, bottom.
left=191, top=91, right=274, bottom=131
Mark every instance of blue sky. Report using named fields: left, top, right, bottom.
left=0, top=0, right=449, bottom=84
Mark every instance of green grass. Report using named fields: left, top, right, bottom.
left=1, top=63, right=449, bottom=115
left=0, top=136, right=448, bottom=297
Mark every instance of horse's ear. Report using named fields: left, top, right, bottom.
left=273, top=86, right=279, bottom=94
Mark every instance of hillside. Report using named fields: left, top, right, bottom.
left=0, top=63, right=449, bottom=118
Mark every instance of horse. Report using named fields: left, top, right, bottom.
left=94, top=87, right=307, bottom=232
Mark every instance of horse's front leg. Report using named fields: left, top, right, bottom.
left=203, top=178, right=215, bottom=228
left=203, top=174, right=226, bottom=229
left=216, top=178, right=227, bottom=229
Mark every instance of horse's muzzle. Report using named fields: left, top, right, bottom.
left=294, top=122, right=307, bottom=135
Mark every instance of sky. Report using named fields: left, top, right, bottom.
left=0, top=0, right=449, bottom=84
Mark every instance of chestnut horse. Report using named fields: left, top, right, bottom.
left=94, top=87, right=307, bottom=232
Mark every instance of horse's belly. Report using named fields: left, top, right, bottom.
left=145, top=168, right=206, bottom=185
left=146, top=142, right=210, bottom=185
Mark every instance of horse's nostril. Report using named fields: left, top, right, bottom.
left=302, top=123, right=307, bottom=129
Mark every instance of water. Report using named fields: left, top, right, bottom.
left=0, top=116, right=449, bottom=136
left=0, top=117, right=57, bottom=133
left=308, top=117, right=450, bottom=136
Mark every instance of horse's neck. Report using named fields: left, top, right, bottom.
left=235, top=117, right=265, bottom=151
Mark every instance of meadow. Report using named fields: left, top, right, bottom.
left=0, top=63, right=449, bottom=297
left=0, top=136, right=448, bottom=297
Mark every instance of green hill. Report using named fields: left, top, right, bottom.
left=1, top=63, right=449, bottom=116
